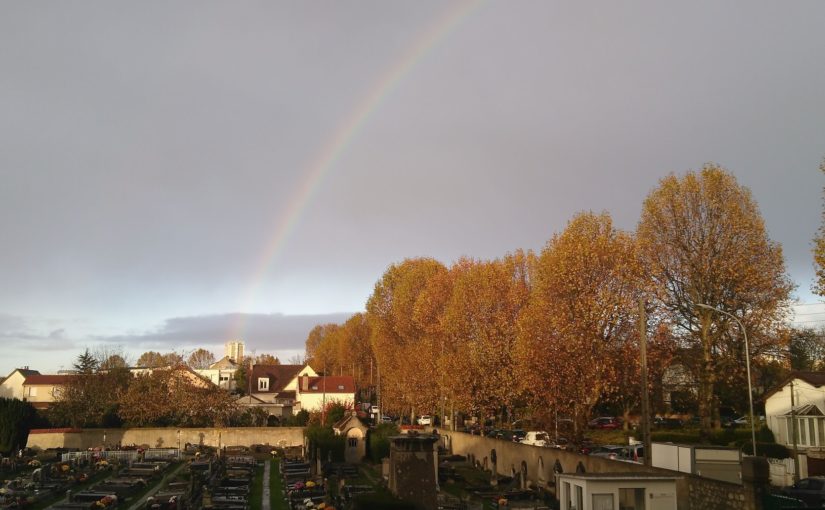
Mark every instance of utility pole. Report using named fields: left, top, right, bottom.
left=791, top=380, right=800, bottom=484
left=640, top=298, right=651, bottom=467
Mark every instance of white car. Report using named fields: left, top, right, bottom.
left=520, top=431, right=552, bottom=447
left=417, top=415, right=432, bottom=426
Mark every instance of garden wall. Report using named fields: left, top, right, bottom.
left=443, top=430, right=756, bottom=510
left=26, top=427, right=305, bottom=451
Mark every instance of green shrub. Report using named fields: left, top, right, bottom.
left=368, top=423, right=399, bottom=463
left=305, top=425, right=345, bottom=462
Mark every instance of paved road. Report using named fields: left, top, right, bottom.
left=262, top=460, right=271, bottom=510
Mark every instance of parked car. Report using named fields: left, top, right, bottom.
left=370, top=405, right=379, bottom=415
left=588, top=417, right=622, bottom=430
left=654, top=417, right=683, bottom=429
left=520, top=431, right=552, bottom=447
left=417, top=415, right=432, bottom=426
left=589, top=444, right=644, bottom=463
left=511, top=429, right=527, bottom=443
left=380, top=415, right=395, bottom=423
left=780, top=477, right=825, bottom=507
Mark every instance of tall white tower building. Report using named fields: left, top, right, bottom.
left=225, top=340, right=244, bottom=363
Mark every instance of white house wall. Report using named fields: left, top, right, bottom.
left=765, top=379, right=825, bottom=446
left=299, top=392, right=354, bottom=412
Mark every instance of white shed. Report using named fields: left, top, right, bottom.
left=556, top=472, right=679, bottom=510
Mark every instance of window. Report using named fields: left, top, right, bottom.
left=220, top=375, right=229, bottom=381
left=576, top=486, right=583, bottom=510
left=27, top=386, right=37, bottom=397
left=619, top=488, right=645, bottom=510
left=563, top=482, right=571, bottom=510
left=593, top=494, right=615, bottom=510
left=338, top=385, right=344, bottom=390
left=348, top=438, right=357, bottom=447
left=258, top=378, right=269, bottom=391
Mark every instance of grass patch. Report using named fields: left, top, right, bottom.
left=249, top=462, right=264, bottom=510
left=269, top=459, right=288, bottom=510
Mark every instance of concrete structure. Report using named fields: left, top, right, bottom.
left=225, top=341, right=244, bottom=364
left=556, top=472, right=678, bottom=510
left=333, top=411, right=369, bottom=464
left=26, top=426, right=305, bottom=451
left=238, top=364, right=316, bottom=419
left=444, top=430, right=766, bottom=510
left=0, top=368, right=40, bottom=400
left=764, top=371, right=825, bottom=454
left=388, top=434, right=438, bottom=510
left=21, top=374, right=75, bottom=409
left=195, top=356, right=239, bottom=391
left=295, top=375, right=355, bottom=412
left=651, top=443, right=741, bottom=484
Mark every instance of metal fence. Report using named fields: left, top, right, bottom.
left=61, top=448, right=180, bottom=463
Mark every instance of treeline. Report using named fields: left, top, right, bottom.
left=306, top=165, right=794, bottom=436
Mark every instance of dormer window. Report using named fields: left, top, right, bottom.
left=338, top=385, right=344, bottom=390
left=258, top=378, right=269, bottom=391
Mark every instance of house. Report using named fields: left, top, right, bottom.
left=556, top=472, right=679, bottom=510
left=195, top=356, right=239, bottom=390
left=764, top=371, right=825, bottom=454
left=295, top=375, right=356, bottom=412
left=0, top=368, right=41, bottom=400
left=21, top=374, right=76, bottom=409
left=333, top=410, right=369, bottom=463
left=237, top=364, right=317, bottom=419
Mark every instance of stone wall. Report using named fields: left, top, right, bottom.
left=444, top=430, right=755, bottom=510
left=27, top=427, right=305, bottom=451
left=687, top=476, right=747, bottom=510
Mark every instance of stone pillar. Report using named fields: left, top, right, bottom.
left=742, top=456, right=770, bottom=510
left=388, top=435, right=439, bottom=510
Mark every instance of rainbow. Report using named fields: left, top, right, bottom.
left=230, top=0, right=484, bottom=340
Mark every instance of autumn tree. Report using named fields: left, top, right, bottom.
left=442, top=252, right=532, bottom=423
left=516, top=212, right=642, bottom=437
left=812, top=159, right=825, bottom=296
left=305, top=324, right=341, bottom=373
left=94, top=345, right=129, bottom=370
left=255, top=353, right=281, bottom=365
left=187, top=348, right=216, bottom=369
left=99, top=354, right=128, bottom=371
left=637, top=165, right=793, bottom=436
left=789, top=327, right=825, bottom=371
left=366, top=258, right=448, bottom=417
left=51, top=368, right=131, bottom=428
left=118, top=368, right=238, bottom=427
left=137, top=351, right=184, bottom=368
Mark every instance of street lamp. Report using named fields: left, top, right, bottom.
left=696, top=303, right=757, bottom=456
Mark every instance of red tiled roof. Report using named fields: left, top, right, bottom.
left=301, top=376, right=355, bottom=394
left=250, top=364, right=305, bottom=393
left=29, top=428, right=82, bottom=434
left=24, top=374, right=75, bottom=385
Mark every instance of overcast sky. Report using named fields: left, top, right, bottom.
left=1, top=1, right=824, bottom=375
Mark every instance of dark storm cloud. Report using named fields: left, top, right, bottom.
left=96, top=312, right=352, bottom=352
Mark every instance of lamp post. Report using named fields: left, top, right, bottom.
left=696, top=303, right=757, bottom=456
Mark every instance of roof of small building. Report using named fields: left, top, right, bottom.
left=762, top=371, right=825, bottom=401
left=557, top=472, right=680, bottom=480
left=24, top=374, right=75, bottom=385
left=209, top=356, right=239, bottom=369
left=251, top=364, right=306, bottom=393
left=300, top=376, right=355, bottom=394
